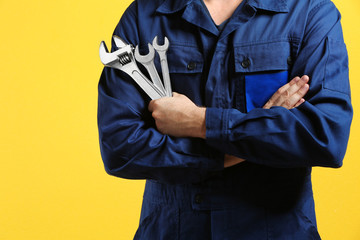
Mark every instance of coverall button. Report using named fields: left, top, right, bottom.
left=187, top=62, right=197, bottom=70
left=241, top=58, right=251, bottom=68
left=287, top=56, right=293, bottom=65
left=195, top=194, right=203, bottom=204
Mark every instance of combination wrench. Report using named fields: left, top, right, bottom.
left=153, top=36, right=172, bottom=97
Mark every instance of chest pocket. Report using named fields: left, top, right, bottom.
left=234, top=41, right=292, bottom=112
left=162, top=44, right=204, bottom=105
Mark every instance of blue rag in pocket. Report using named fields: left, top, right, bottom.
left=245, top=71, right=289, bottom=112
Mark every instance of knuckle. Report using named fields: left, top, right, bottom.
left=148, top=101, right=154, bottom=111
left=152, top=111, right=159, bottom=119
left=276, top=88, right=283, bottom=95
left=149, top=101, right=156, bottom=111
left=294, top=76, right=301, bottom=82
left=284, top=99, right=292, bottom=108
left=284, top=89, right=290, bottom=97
left=152, top=100, right=160, bottom=107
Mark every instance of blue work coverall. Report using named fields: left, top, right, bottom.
left=97, top=0, right=352, bottom=239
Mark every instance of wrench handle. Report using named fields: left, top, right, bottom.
left=121, top=63, right=164, bottom=99
left=130, top=70, right=164, bottom=100
left=159, top=54, right=172, bottom=97
left=142, top=64, right=166, bottom=96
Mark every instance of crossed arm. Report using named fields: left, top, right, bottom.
left=99, top=1, right=351, bottom=184
left=148, top=75, right=310, bottom=167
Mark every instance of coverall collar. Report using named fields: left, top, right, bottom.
left=156, top=0, right=289, bottom=36
left=156, top=0, right=289, bottom=15
left=247, top=0, right=289, bottom=13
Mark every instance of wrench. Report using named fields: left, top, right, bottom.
left=99, top=36, right=164, bottom=100
left=153, top=36, right=172, bottom=97
left=134, top=44, right=166, bottom=96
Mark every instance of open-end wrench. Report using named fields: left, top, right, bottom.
left=153, top=36, right=172, bottom=97
left=99, top=36, right=164, bottom=100
left=134, top=44, right=166, bottom=96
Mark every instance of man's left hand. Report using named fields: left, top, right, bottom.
left=148, top=92, right=206, bottom=138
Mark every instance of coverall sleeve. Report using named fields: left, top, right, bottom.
left=205, top=1, right=352, bottom=168
left=97, top=3, right=223, bottom=184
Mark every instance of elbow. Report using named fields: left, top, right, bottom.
left=323, top=152, right=343, bottom=168
left=104, top=165, right=119, bottom=177
left=314, top=139, right=348, bottom=168
left=102, top=156, right=128, bottom=178
left=308, top=109, right=352, bottom=169
left=99, top=140, right=134, bottom=179
left=102, top=156, right=140, bottom=180
left=103, top=164, right=129, bottom=178
left=318, top=117, right=352, bottom=168
left=102, top=156, right=124, bottom=176
left=327, top=141, right=347, bottom=168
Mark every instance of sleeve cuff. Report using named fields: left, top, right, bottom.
left=205, top=107, right=228, bottom=141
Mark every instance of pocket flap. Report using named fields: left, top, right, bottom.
left=166, top=45, right=204, bottom=73
left=234, top=41, right=291, bottom=73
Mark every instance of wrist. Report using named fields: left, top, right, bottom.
left=194, top=107, right=206, bottom=139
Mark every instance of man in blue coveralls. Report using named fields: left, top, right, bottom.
left=98, top=0, right=352, bottom=239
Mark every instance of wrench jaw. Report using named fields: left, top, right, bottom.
left=99, top=41, right=134, bottom=70
left=113, top=35, right=128, bottom=49
left=99, top=41, right=119, bottom=68
left=152, top=36, right=170, bottom=51
left=134, top=43, right=155, bottom=61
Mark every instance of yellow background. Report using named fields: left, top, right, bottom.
left=0, top=0, right=359, bottom=239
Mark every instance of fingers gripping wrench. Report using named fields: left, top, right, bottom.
left=99, top=36, right=164, bottom=100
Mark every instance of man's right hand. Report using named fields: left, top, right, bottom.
left=224, top=75, right=310, bottom=168
left=263, top=75, right=309, bottom=109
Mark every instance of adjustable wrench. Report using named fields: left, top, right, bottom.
left=99, top=36, right=164, bottom=100
left=135, top=44, right=166, bottom=96
left=153, top=36, right=172, bottom=97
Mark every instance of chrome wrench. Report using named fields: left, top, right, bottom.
left=153, top=36, right=172, bottom=97
left=134, top=44, right=166, bottom=96
left=99, top=36, right=164, bottom=100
